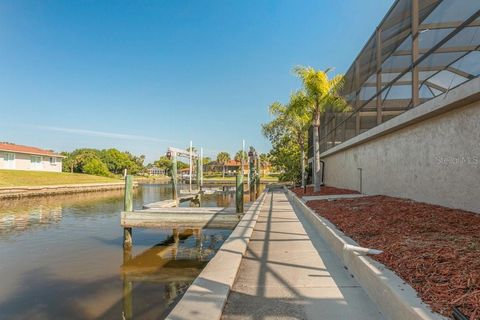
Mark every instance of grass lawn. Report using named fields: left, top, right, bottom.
left=0, top=169, right=122, bottom=187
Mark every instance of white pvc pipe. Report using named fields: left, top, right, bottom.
left=344, top=244, right=383, bottom=255
left=189, top=140, right=193, bottom=192
left=200, top=147, right=204, bottom=186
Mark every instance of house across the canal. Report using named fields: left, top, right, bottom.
left=204, top=160, right=249, bottom=176
left=147, top=166, right=166, bottom=176
left=0, top=142, right=64, bottom=172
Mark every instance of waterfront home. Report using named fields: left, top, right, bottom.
left=0, top=142, right=64, bottom=172
left=204, top=160, right=249, bottom=175
left=147, top=166, right=165, bottom=176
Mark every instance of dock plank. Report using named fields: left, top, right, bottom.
left=121, top=207, right=241, bottom=229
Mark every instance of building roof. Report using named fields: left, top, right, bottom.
left=0, top=142, right=64, bottom=157
left=226, top=160, right=241, bottom=166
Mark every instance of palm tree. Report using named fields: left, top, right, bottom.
left=234, top=150, right=247, bottom=163
left=216, top=152, right=231, bottom=178
left=186, top=146, right=197, bottom=153
left=263, top=91, right=310, bottom=187
left=258, top=153, right=270, bottom=176
left=293, top=66, right=346, bottom=192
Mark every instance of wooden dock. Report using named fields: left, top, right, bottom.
left=122, top=207, right=241, bottom=229
left=143, top=190, right=204, bottom=209
left=121, top=151, right=258, bottom=248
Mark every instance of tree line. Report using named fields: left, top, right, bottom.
left=262, top=66, right=348, bottom=190
left=62, top=148, right=145, bottom=177
left=62, top=147, right=272, bottom=178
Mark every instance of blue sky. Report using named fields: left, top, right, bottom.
left=0, top=0, right=394, bottom=163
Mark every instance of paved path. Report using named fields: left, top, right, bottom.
left=222, top=189, right=384, bottom=320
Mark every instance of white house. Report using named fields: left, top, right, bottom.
left=147, top=166, right=165, bottom=176
left=0, top=142, right=64, bottom=172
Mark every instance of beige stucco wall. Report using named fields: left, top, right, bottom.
left=0, top=152, right=63, bottom=172
left=321, top=81, right=480, bottom=213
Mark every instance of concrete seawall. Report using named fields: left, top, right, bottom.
left=0, top=182, right=136, bottom=199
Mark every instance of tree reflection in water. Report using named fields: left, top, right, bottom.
left=121, top=227, right=230, bottom=319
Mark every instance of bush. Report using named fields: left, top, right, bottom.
left=82, top=157, right=111, bottom=177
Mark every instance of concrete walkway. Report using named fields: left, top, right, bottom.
left=222, top=189, right=384, bottom=320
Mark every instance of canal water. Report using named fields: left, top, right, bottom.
left=0, top=183, right=250, bottom=319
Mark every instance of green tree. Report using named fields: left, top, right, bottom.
left=262, top=91, right=310, bottom=184
left=258, top=153, right=270, bottom=176
left=62, top=151, right=81, bottom=173
left=216, top=152, right=230, bottom=178
left=100, top=149, right=144, bottom=175
left=154, top=156, right=173, bottom=175
left=128, top=152, right=146, bottom=174
left=100, top=149, right=130, bottom=174
left=62, top=149, right=101, bottom=173
left=62, top=148, right=146, bottom=176
left=176, top=160, right=189, bottom=171
left=234, top=150, right=247, bottom=163
left=269, top=137, right=302, bottom=182
left=82, top=157, right=111, bottom=176
left=185, top=146, right=197, bottom=154
left=294, top=66, right=346, bottom=191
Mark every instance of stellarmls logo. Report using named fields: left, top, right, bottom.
left=434, top=143, right=480, bottom=167
left=434, top=154, right=479, bottom=167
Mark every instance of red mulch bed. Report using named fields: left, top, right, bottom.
left=307, top=195, right=480, bottom=319
left=291, top=186, right=360, bottom=197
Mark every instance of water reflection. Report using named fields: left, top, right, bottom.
left=121, top=228, right=230, bottom=319
left=0, top=190, right=124, bottom=238
left=0, top=183, right=264, bottom=319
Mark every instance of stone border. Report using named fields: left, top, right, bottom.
left=166, top=190, right=268, bottom=320
left=285, top=188, right=448, bottom=320
left=0, top=182, right=136, bottom=199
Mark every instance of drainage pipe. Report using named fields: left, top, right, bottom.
left=344, top=244, right=383, bottom=255
left=320, top=160, right=325, bottom=186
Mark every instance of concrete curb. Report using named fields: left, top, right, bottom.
left=0, top=182, right=137, bottom=199
left=166, top=190, right=268, bottom=320
left=285, top=188, right=447, bottom=320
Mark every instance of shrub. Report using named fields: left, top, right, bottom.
left=82, top=157, right=111, bottom=177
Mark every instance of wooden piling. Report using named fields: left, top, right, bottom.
left=249, top=156, right=255, bottom=201
left=196, top=157, right=201, bottom=190
left=123, top=175, right=133, bottom=249
left=255, top=155, right=260, bottom=199
left=236, top=170, right=244, bottom=213
left=122, top=278, right=133, bottom=320
left=172, top=154, right=178, bottom=201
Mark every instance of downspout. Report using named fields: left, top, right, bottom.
left=320, top=160, right=325, bottom=186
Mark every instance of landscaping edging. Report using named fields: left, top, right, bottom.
left=0, top=182, right=137, bottom=199
left=166, top=190, right=268, bottom=320
left=285, top=188, right=448, bottom=320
